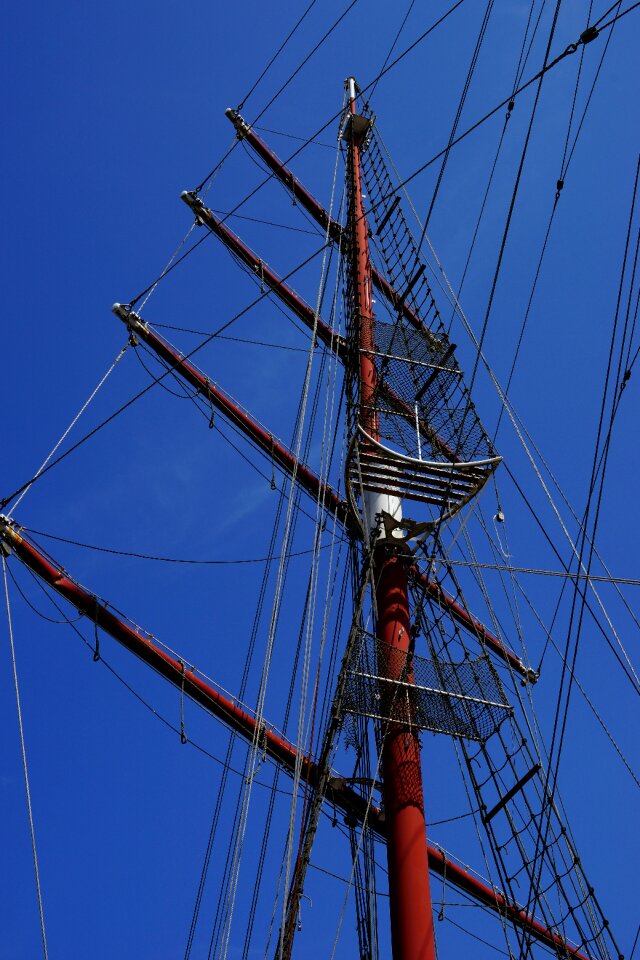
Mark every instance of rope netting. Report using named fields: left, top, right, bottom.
left=342, top=631, right=511, bottom=741
left=353, top=110, right=499, bottom=469
left=409, top=553, right=623, bottom=960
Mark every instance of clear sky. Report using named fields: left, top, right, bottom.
left=2, top=2, right=639, bottom=958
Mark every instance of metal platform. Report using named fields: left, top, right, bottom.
left=343, top=633, right=512, bottom=743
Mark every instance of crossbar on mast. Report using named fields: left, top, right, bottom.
left=0, top=521, right=584, bottom=957
left=180, top=197, right=462, bottom=465
left=112, top=303, right=354, bottom=534
left=111, top=304, right=533, bottom=682
left=224, top=107, right=431, bottom=337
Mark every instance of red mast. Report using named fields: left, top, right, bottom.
left=345, top=77, right=436, bottom=960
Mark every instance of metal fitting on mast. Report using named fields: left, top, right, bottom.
left=225, top=107, right=250, bottom=139
left=112, top=302, right=147, bottom=340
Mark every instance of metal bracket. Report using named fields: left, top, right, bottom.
left=378, top=510, right=435, bottom=552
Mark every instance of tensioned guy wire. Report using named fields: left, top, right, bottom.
left=7, top=344, right=129, bottom=518
left=3, top=558, right=49, bottom=960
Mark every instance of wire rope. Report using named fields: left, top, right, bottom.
left=214, top=128, right=345, bottom=960
left=414, top=0, right=495, bottom=255
left=22, top=525, right=342, bottom=566
left=434, top=557, right=640, bottom=585
left=0, top=238, right=334, bottom=514
left=249, top=1, right=359, bottom=130
left=525, top=152, right=640, bottom=928
left=367, top=0, right=416, bottom=102
left=2, top=558, right=49, bottom=960
left=7, top=344, right=129, bottom=518
left=235, top=0, right=320, bottom=112
left=405, top=181, right=640, bottom=699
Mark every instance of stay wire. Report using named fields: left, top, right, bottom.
left=465, top=0, right=565, bottom=403
left=22, top=525, right=341, bottom=567
left=414, top=0, right=495, bottom=256
left=434, top=557, right=640, bottom=585
left=495, top=1, right=620, bottom=441
left=367, top=0, right=416, bottom=102
left=152, top=324, right=312, bottom=350
left=559, top=0, right=594, bottom=175
left=7, top=344, right=129, bottom=518
left=3, top=558, right=49, bottom=960
left=194, top=0, right=466, bottom=198
left=597, top=0, right=640, bottom=31
left=504, top=461, right=640, bottom=694
left=251, top=1, right=359, bottom=130
left=525, top=162, right=640, bottom=924
left=511, top=568, right=640, bottom=790
left=236, top=0, right=319, bottom=112
left=0, top=239, right=332, bottom=514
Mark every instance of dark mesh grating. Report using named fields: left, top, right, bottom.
left=343, top=633, right=511, bottom=742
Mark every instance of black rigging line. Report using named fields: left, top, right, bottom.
left=504, top=461, right=640, bottom=694
left=465, top=0, right=565, bottom=402
left=193, top=0, right=466, bottom=197
left=597, top=0, right=640, bottom=30
left=367, top=0, right=416, bottom=103
left=414, top=0, right=495, bottom=256
left=236, top=0, right=319, bottom=112
left=10, top=558, right=296, bottom=795
left=22, top=526, right=338, bottom=565
left=249, top=0, right=359, bottom=129
left=253, top=125, right=335, bottom=150
left=129, top=229, right=214, bottom=308
left=524, top=159, right=640, bottom=931
left=0, top=239, right=332, bottom=513
left=559, top=0, right=595, bottom=177
left=495, top=2, right=621, bottom=441
left=152, top=325, right=310, bottom=352
left=212, top=208, right=321, bottom=236
left=359, top=0, right=467, bottom=101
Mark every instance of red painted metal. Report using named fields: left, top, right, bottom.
left=113, top=304, right=353, bottom=534
left=113, top=305, right=533, bottom=682
left=0, top=518, right=587, bottom=960
left=179, top=193, right=342, bottom=355
left=377, top=555, right=435, bottom=960
left=411, top=567, right=537, bottom=682
left=185, top=203, right=464, bottom=464
left=224, top=108, right=429, bottom=336
left=347, top=83, right=436, bottom=960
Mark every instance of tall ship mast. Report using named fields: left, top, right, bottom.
left=2, top=6, right=639, bottom=959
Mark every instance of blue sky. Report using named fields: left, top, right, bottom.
left=2, top=2, right=639, bottom=958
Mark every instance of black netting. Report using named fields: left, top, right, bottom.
left=347, top=112, right=498, bottom=468
left=343, top=633, right=511, bottom=742
left=408, top=560, right=622, bottom=960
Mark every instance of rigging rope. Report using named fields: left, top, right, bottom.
left=2, top=558, right=49, bottom=960
left=235, top=0, right=319, bottom=112
left=7, top=344, right=129, bottom=518
left=0, top=238, right=335, bottom=515
left=435, top=558, right=640, bottom=585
